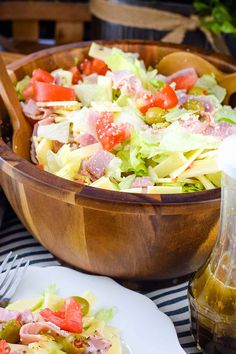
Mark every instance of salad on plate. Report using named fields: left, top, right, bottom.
left=17, top=43, right=236, bottom=193
left=0, top=284, right=122, bottom=354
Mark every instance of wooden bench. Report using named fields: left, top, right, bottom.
left=0, top=1, right=91, bottom=53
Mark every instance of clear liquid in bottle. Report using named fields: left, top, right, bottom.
left=188, top=135, right=236, bottom=354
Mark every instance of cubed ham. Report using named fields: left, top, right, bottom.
left=75, top=133, right=98, bottom=147
left=131, top=177, right=153, bottom=188
left=107, top=70, right=144, bottom=97
left=21, top=99, right=54, bottom=121
left=0, top=308, right=20, bottom=322
left=85, top=332, right=112, bottom=354
left=86, top=150, right=113, bottom=179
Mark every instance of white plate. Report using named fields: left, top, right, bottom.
left=12, top=266, right=185, bottom=354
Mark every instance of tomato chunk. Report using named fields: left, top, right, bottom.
left=96, top=113, right=130, bottom=151
left=0, top=340, right=11, bottom=354
left=137, top=85, right=178, bottom=113
left=80, top=58, right=108, bottom=76
left=69, top=66, right=82, bottom=84
left=40, top=298, right=83, bottom=333
left=31, top=68, right=54, bottom=83
left=23, top=82, right=76, bottom=102
left=170, top=73, right=198, bottom=91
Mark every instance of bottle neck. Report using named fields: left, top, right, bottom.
left=210, top=173, right=236, bottom=287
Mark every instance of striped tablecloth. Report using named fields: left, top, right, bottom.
left=0, top=201, right=200, bottom=354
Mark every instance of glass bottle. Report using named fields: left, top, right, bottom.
left=188, top=135, right=236, bottom=354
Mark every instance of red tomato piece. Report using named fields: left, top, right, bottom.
left=69, top=66, right=82, bottom=84
left=155, top=84, right=178, bottom=109
left=80, top=58, right=108, bottom=76
left=40, top=298, right=83, bottom=333
left=23, top=82, right=76, bottom=102
left=96, top=113, right=130, bottom=151
left=0, top=340, right=11, bottom=354
left=22, top=82, right=35, bottom=101
left=170, top=73, right=198, bottom=91
left=36, top=163, right=44, bottom=170
left=31, top=68, right=54, bottom=83
left=137, top=85, right=178, bottom=113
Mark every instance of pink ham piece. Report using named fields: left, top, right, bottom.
left=88, top=109, right=100, bottom=137
left=76, top=133, right=98, bottom=147
left=19, top=310, right=44, bottom=324
left=85, top=333, right=112, bottom=354
left=38, top=117, right=55, bottom=126
left=86, top=150, right=113, bottom=179
left=20, top=321, right=68, bottom=345
left=167, top=68, right=198, bottom=82
left=131, top=176, right=153, bottom=188
left=107, top=70, right=144, bottom=97
left=179, top=115, right=236, bottom=138
left=21, top=99, right=53, bottom=121
left=0, top=308, right=20, bottom=322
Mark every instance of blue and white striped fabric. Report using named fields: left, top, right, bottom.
left=0, top=204, right=200, bottom=354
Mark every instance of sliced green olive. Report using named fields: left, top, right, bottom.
left=144, top=107, right=166, bottom=125
left=182, top=99, right=204, bottom=113
left=70, top=296, right=89, bottom=316
left=188, top=86, right=207, bottom=96
left=0, top=319, right=21, bottom=343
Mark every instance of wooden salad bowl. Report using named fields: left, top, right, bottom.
left=1, top=40, right=236, bottom=281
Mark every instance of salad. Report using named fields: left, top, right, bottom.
left=0, top=285, right=122, bottom=353
left=17, top=42, right=236, bottom=193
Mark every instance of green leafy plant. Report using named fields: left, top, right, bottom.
left=193, top=0, right=236, bottom=35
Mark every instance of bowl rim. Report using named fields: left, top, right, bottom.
left=1, top=39, right=231, bottom=206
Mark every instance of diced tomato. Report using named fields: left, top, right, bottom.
left=0, top=340, right=11, bottom=354
left=96, top=112, right=130, bottom=151
left=137, top=85, right=178, bottom=113
left=170, top=72, right=198, bottom=91
left=31, top=68, right=54, bottom=83
left=23, top=82, right=76, bottom=102
left=22, top=82, right=35, bottom=101
left=40, top=298, right=83, bottom=333
left=69, top=66, right=82, bottom=84
left=80, top=58, right=108, bottom=76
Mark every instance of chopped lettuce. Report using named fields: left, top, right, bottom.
left=114, top=106, right=145, bottom=131
left=51, top=69, right=73, bottom=86
left=74, top=76, right=112, bottom=106
left=106, top=157, right=122, bottom=181
left=37, top=121, right=70, bottom=144
left=15, top=75, right=31, bottom=101
left=214, top=105, right=236, bottom=125
left=118, top=174, right=135, bottom=190
left=69, top=107, right=90, bottom=134
left=95, top=307, right=117, bottom=323
left=182, top=181, right=204, bottom=192
left=100, top=47, right=148, bottom=84
left=158, top=122, right=221, bottom=152
left=165, top=108, right=192, bottom=122
left=195, top=74, right=226, bottom=102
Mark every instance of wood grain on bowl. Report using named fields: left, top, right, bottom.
left=0, top=54, right=31, bottom=160
left=1, top=40, right=234, bottom=280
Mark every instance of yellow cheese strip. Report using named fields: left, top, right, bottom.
left=179, top=157, right=219, bottom=179
left=197, top=175, right=216, bottom=190
left=36, top=138, right=53, bottom=165
left=90, top=176, right=117, bottom=190
left=170, top=149, right=203, bottom=178
left=147, top=186, right=182, bottom=194
left=154, top=152, right=187, bottom=178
